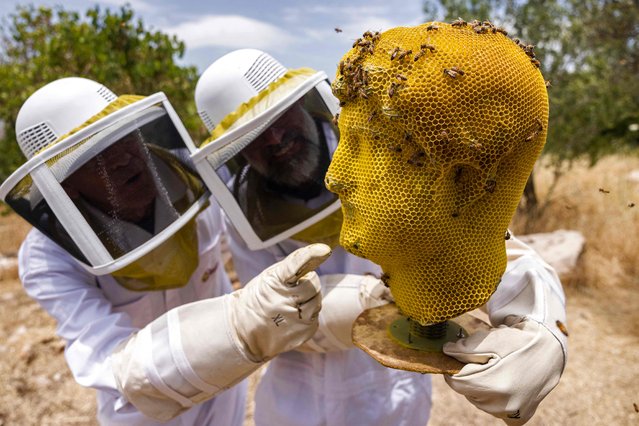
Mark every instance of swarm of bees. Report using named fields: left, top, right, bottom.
left=334, top=30, right=381, bottom=102
left=450, top=18, right=541, bottom=69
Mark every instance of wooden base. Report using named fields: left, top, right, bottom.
left=352, top=304, right=491, bottom=374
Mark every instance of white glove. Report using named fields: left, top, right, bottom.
left=111, top=243, right=331, bottom=421
left=443, top=237, right=567, bottom=425
left=230, top=242, right=330, bottom=360
left=299, top=273, right=392, bottom=352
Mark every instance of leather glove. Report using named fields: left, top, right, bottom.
left=443, top=237, right=567, bottom=425
left=111, top=243, right=331, bottom=421
left=230, top=242, right=330, bottom=361
left=299, top=273, right=392, bottom=352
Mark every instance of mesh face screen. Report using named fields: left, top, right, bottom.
left=326, top=21, right=549, bottom=324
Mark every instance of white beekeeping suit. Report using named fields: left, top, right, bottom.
left=229, top=229, right=433, bottom=425
left=3, top=77, right=329, bottom=425
left=192, top=49, right=432, bottom=426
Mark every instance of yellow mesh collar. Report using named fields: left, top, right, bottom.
left=201, top=68, right=317, bottom=147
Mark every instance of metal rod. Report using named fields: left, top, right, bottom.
left=409, top=320, right=448, bottom=340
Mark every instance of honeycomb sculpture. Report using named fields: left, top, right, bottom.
left=325, top=20, right=548, bottom=325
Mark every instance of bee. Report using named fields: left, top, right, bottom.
left=545, top=80, right=552, bottom=87
left=339, top=101, right=347, bottom=107
left=469, top=141, right=482, bottom=150
left=396, top=49, right=412, bottom=61
left=358, top=87, right=369, bottom=99
left=440, top=129, right=449, bottom=142
left=367, top=111, right=377, bottom=122
left=444, top=67, right=464, bottom=78
left=334, top=27, right=343, bottom=33
left=421, top=43, right=436, bottom=52
left=352, top=38, right=361, bottom=48
left=484, top=179, right=497, bottom=193
left=388, top=82, right=399, bottom=98
left=396, top=73, right=408, bottom=81
left=352, top=241, right=360, bottom=250
left=407, top=150, right=426, bottom=166
left=451, top=211, right=460, bottom=218
left=629, top=202, right=636, bottom=208
left=332, top=113, right=339, bottom=126
left=357, top=39, right=372, bottom=48
left=598, top=188, right=610, bottom=194
left=531, top=58, right=541, bottom=68
left=362, top=30, right=373, bottom=38
left=390, top=47, right=401, bottom=60
left=525, top=118, right=543, bottom=141
left=523, top=44, right=535, bottom=56
left=427, top=24, right=439, bottom=31
left=474, top=26, right=489, bottom=34
left=556, top=320, right=569, bottom=337
left=380, top=272, right=391, bottom=288
left=451, top=17, right=467, bottom=27
left=505, top=230, right=511, bottom=240
left=493, top=27, right=508, bottom=36
left=387, top=144, right=402, bottom=153
left=404, top=131, right=413, bottom=142
left=413, top=50, right=427, bottom=62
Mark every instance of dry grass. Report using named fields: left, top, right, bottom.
left=510, top=154, right=639, bottom=289
left=0, top=213, right=32, bottom=257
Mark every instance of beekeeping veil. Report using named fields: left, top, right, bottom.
left=193, top=49, right=342, bottom=250
left=325, top=23, right=549, bottom=325
left=0, top=77, right=208, bottom=290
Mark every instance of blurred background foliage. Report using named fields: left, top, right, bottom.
left=0, top=4, right=203, bottom=181
left=0, top=1, right=637, bottom=184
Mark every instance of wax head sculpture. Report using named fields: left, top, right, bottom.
left=325, top=21, right=548, bottom=325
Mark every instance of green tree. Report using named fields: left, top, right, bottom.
left=0, top=4, right=203, bottom=181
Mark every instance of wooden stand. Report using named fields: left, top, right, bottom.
left=352, top=304, right=491, bottom=374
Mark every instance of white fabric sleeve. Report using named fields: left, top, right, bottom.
left=442, top=235, right=568, bottom=425
left=298, top=274, right=391, bottom=352
left=110, top=295, right=262, bottom=422
left=18, top=231, right=156, bottom=422
left=489, top=236, right=568, bottom=359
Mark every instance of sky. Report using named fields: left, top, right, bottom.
left=0, top=0, right=438, bottom=78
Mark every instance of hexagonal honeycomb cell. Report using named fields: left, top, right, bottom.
left=326, top=21, right=548, bottom=325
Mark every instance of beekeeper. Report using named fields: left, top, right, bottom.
left=193, top=45, right=567, bottom=426
left=0, top=76, right=330, bottom=425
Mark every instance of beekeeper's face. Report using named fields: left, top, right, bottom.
left=62, top=135, right=157, bottom=222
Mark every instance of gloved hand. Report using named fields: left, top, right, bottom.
left=442, top=237, right=568, bottom=425
left=111, top=243, right=332, bottom=421
left=299, top=273, right=393, bottom=352
left=230, top=242, right=331, bottom=361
